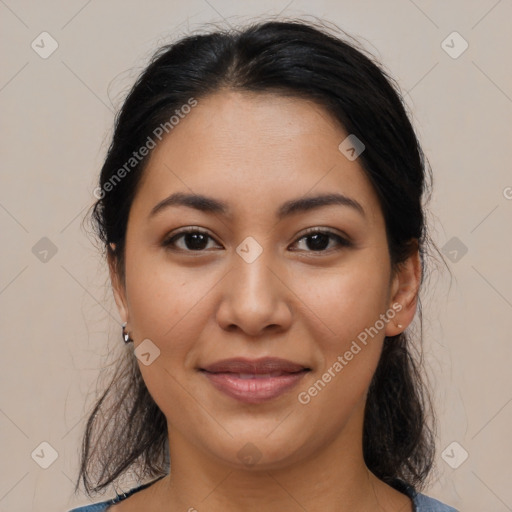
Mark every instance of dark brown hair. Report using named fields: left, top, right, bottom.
left=78, top=18, right=442, bottom=497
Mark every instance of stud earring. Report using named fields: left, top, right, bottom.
left=397, top=324, right=404, bottom=329
left=122, top=322, right=133, bottom=343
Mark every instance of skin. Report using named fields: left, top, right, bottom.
left=109, top=90, right=421, bottom=512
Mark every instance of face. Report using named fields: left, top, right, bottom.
left=111, top=90, right=420, bottom=471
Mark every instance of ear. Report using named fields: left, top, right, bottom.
left=385, top=241, right=422, bottom=337
left=108, top=244, right=129, bottom=325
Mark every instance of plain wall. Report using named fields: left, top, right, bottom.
left=1, top=1, right=511, bottom=511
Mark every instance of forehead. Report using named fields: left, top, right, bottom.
left=131, top=90, right=383, bottom=227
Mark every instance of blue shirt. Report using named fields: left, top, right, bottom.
left=68, top=477, right=459, bottom=511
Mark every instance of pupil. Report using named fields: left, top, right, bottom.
left=186, top=233, right=207, bottom=250
left=307, top=233, right=329, bottom=251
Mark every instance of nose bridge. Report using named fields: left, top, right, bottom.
left=216, top=241, right=291, bottom=335
left=235, top=246, right=275, bottom=301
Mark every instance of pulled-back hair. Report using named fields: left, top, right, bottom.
left=78, top=18, right=440, bottom=496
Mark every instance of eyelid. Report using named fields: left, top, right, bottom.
left=295, top=226, right=349, bottom=240
left=167, top=226, right=215, bottom=238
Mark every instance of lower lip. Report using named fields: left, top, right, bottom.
left=201, top=371, right=308, bottom=404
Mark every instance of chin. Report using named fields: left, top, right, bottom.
left=203, top=430, right=309, bottom=472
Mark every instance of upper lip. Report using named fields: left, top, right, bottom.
left=200, top=357, right=309, bottom=374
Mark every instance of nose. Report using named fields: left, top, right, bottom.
left=215, top=250, right=293, bottom=337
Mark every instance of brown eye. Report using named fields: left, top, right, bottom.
left=163, top=229, right=221, bottom=252
left=291, top=229, right=351, bottom=253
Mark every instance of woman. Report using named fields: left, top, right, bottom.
left=69, top=19, right=458, bottom=512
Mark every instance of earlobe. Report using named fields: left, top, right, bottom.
left=385, top=244, right=421, bottom=337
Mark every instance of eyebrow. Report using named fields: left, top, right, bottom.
left=149, top=192, right=366, bottom=220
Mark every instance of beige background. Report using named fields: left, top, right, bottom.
left=1, top=1, right=511, bottom=511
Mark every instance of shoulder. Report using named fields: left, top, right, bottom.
left=392, top=479, right=458, bottom=512
left=67, top=502, right=111, bottom=512
left=68, top=476, right=459, bottom=512
left=67, top=475, right=166, bottom=512
left=413, top=492, right=459, bottom=512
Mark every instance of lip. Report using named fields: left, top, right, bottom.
left=199, top=357, right=310, bottom=404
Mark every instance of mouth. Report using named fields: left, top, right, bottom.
left=198, top=357, right=311, bottom=404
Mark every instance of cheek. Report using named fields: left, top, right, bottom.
left=124, top=255, right=214, bottom=422
left=292, top=256, right=391, bottom=406
left=124, top=242, right=211, bottom=340
left=294, top=257, right=391, bottom=348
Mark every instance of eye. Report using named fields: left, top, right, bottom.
left=290, top=228, right=352, bottom=253
left=162, top=228, right=221, bottom=252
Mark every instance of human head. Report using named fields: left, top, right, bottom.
left=80, top=18, right=435, bottom=494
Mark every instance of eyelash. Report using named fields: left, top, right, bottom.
left=162, top=227, right=352, bottom=254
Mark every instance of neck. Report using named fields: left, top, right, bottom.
left=150, top=400, right=409, bottom=512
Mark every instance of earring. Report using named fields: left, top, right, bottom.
left=397, top=324, right=404, bottom=329
left=122, top=322, right=133, bottom=343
